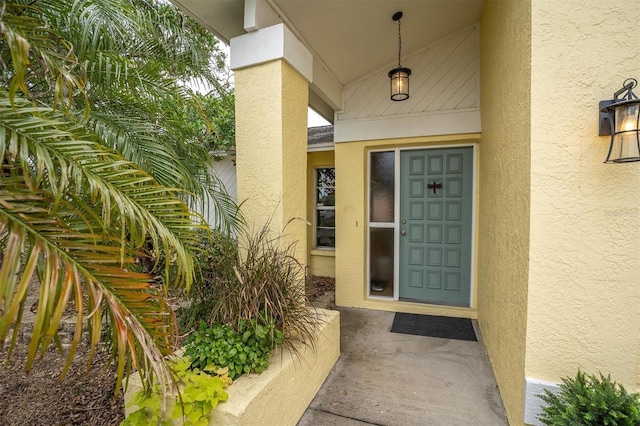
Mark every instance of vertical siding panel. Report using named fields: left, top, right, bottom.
left=204, top=157, right=237, bottom=227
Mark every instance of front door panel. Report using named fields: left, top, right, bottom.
left=399, top=147, right=473, bottom=306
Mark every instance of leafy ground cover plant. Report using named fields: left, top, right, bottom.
left=538, top=370, right=640, bottom=425
left=123, top=355, right=231, bottom=426
left=184, top=319, right=283, bottom=380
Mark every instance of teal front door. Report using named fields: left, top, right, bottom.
left=399, top=147, right=473, bottom=306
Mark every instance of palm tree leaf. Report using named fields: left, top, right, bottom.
left=0, top=181, right=175, bottom=395
left=1, top=0, right=238, bottom=404
left=1, top=2, right=85, bottom=108
left=0, top=93, right=200, bottom=287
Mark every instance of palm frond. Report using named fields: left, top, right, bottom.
left=0, top=93, right=200, bottom=287
left=0, top=0, right=238, bottom=401
left=0, top=2, right=85, bottom=108
left=0, top=179, right=175, bottom=396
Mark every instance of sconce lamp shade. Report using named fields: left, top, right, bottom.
left=599, top=78, right=640, bottom=163
left=389, top=67, right=412, bottom=101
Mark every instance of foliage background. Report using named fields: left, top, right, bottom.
left=0, top=0, right=238, bottom=395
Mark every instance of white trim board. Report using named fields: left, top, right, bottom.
left=524, top=377, right=561, bottom=425
left=334, top=109, right=481, bottom=143
left=230, top=23, right=313, bottom=82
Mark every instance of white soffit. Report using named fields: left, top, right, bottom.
left=170, top=0, right=245, bottom=44
left=272, top=0, right=485, bottom=86
left=173, top=0, right=485, bottom=116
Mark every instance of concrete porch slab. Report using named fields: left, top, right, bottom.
left=298, top=308, right=507, bottom=426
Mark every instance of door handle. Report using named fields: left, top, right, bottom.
left=401, top=230, right=406, bottom=236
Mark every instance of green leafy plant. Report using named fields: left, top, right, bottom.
left=538, top=370, right=640, bottom=425
left=184, top=319, right=283, bottom=380
left=0, top=0, right=240, bottom=399
left=123, top=356, right=231, bottom=426
left=178, top=230, right=239, bottom=331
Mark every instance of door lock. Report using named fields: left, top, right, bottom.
left=401, top=220, right=406, bottom=224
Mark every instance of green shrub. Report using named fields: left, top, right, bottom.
left=538, top=370, right=640, bottom=425
left=123, top=355, right=231, bottom=426
left=184, top=319, right=283, bottom=380
left=178, top=229, right=238, bottom=331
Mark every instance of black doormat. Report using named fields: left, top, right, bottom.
left=390, top=313, right=477, bottom=341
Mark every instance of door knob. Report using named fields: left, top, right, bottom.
left=401, top=230, right=406, bottom=236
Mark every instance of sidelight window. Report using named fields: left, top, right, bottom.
left=368, top=151, right=395, bottom=297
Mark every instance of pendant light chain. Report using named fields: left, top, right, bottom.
left=397, top=18, right=402, bottom=67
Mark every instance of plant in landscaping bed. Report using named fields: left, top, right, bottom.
left=538, top=370, right=640, bottom=425
left=177, top=221, right=321, bottom=354
left=123, top=356, right=232, bottom=426
left=178, top=229, right=239, bottom=331
left=212, top=222, right=320, bottom=353
left=184, top=319, right=283, bottom=380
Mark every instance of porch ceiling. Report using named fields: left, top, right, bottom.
left=172, top=0, right=484, bottom=113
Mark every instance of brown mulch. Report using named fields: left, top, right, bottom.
left=0, top=342, right=124, bottom=426
left=305, top=275, right=335, bottom=301
left=0, top=276, right=335, bottom=425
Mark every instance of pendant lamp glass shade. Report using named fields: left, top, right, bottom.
left=600, top=79, right=640, bottom=163
left=389, top=12, right=411, bottom=101
left=389, top=67, right=411, bottom=101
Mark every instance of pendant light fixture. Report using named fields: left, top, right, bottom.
left=599, top=78, right=640, bottom=163
left=388, top=11, right=411, bottom=101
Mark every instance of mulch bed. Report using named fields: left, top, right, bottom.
left=0, top=342, right=124, bottom=426
left=306, top=275, right=335, bottom=301
left=0, top=276, right=335, bottom=425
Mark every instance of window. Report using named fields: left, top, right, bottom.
left=368, top=151, right=395, bottom=297
left=315, top=167, right=335, bottom=248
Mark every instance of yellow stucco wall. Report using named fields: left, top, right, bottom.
left=234, top=60, right=308, bottom=262
left=527, top=0, right=640, bottom=392
left=477, top=1, right=531, bottom=424
left=334, top=134, right=481, bottom=318
left=307, top=150, right=336, bottom=278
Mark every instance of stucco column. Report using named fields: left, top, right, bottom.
left=231, top=24, right=311, bottom=264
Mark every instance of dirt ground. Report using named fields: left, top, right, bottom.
left=0, top=342, right=125, bottom=426
left=0, top=276, right=335, bottom=426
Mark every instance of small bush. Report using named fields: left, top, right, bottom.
left=184, top=319, right=283, bottom=380
left=538, top=370, right=640, bottom=425
left=178, top=229, right=238, bottom=331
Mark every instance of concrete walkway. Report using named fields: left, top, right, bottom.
left=298, top=308, right=507, bottom=426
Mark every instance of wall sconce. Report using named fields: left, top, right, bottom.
left=599, top=78, right=640, bottom=163
left=388, top=11, right=411, bottom=101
